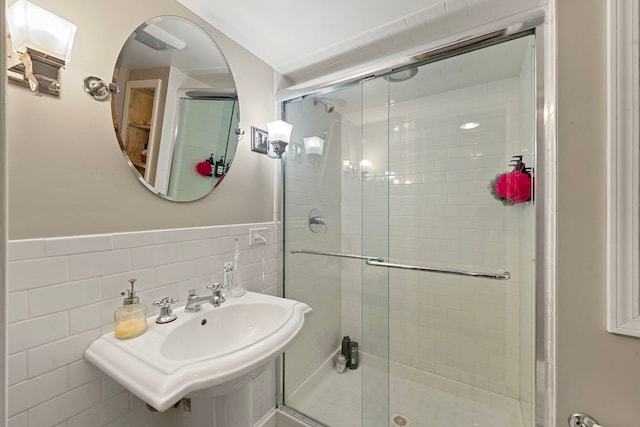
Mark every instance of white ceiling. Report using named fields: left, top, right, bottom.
left=177, top=0, right=451, bottom=80
left=176, top=0, right=541, bottom=86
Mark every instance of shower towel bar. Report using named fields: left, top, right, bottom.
left=290, top=249, right=383, bottom=262
left=290, top=249, right=510, bottom=280
left=365, top=259, right=511, bottom=280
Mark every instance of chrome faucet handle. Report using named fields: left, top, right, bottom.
left=153, top=297, right=178, bottom=308
left=153, top=297, right=178, bottom=324
left=206, top=283, right=223, bottom=292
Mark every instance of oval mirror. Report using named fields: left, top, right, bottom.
left=111, top=16, right=239, bottom=202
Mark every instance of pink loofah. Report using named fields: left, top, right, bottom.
left=494, top=171, right=531, bottom=203
left=196, top=161, right=212, bottom=177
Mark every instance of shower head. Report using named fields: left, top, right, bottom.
left=313, top=98, right=335, bottom=113
left=383, top=67, right=418, bottom=83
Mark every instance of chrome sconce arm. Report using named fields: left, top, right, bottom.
left=250, top=120, right=293, bottom=159
left=82, top=76, right=120, bottom=101
left=267, top=139, right=289, bottom=159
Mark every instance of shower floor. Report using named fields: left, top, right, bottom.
left=286, top=355, right=527, bottom=427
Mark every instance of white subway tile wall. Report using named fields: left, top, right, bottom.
left=7, top=222, right=279, bottom=427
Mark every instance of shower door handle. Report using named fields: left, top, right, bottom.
left=365, top=259, right=511, bottom=281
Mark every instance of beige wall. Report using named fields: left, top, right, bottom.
left=557, top=1, right=640, bottom=426
left=6, top=0, right=276, bottom=239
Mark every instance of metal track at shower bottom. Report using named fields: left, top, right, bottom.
left=278, top=405, right=328, bottom=427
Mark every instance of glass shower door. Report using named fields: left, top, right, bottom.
left=282, top=82, right=378, bottom=427
left=366, top=34, right=536, bottom=427
left=360, top=75, right=390, bottom=427
left=282, top=32, right=536, bottom=427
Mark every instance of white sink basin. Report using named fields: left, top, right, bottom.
left=85, top=292, right=311, bottom=411
left=161, top=303, right=289, bottom=361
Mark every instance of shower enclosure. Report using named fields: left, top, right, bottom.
left=281, top=31, right=538, bottom=427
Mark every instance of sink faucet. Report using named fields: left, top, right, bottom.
left=184, top=283, right=225, bottom=312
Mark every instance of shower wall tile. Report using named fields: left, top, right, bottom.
left=7, top=222, right=279, bottom=426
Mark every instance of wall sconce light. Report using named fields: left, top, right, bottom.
left=303, top=136, right=324, bottom=156
left=302, top=136, right=324, bottom=167
left=6, top=0, right=77, bottom=96
left=266, top=120, right=293, bottom=159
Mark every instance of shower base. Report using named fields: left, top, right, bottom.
left=286, top=354, right=527, bottom=427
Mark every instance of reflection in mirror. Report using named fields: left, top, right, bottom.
left=112, top=16, right=239, bottom=202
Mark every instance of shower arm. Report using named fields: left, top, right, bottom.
left=290, top=249, right=510, bottom=281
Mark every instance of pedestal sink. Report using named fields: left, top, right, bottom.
left=85, top=291, right=311, bottom=412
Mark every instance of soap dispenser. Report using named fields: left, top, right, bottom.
left=114, top=279, right=147, bottom=340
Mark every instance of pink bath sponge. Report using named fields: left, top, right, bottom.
left=196, top=161, right=212, bottom=177
left=494, top=171, right=532, bottom=204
